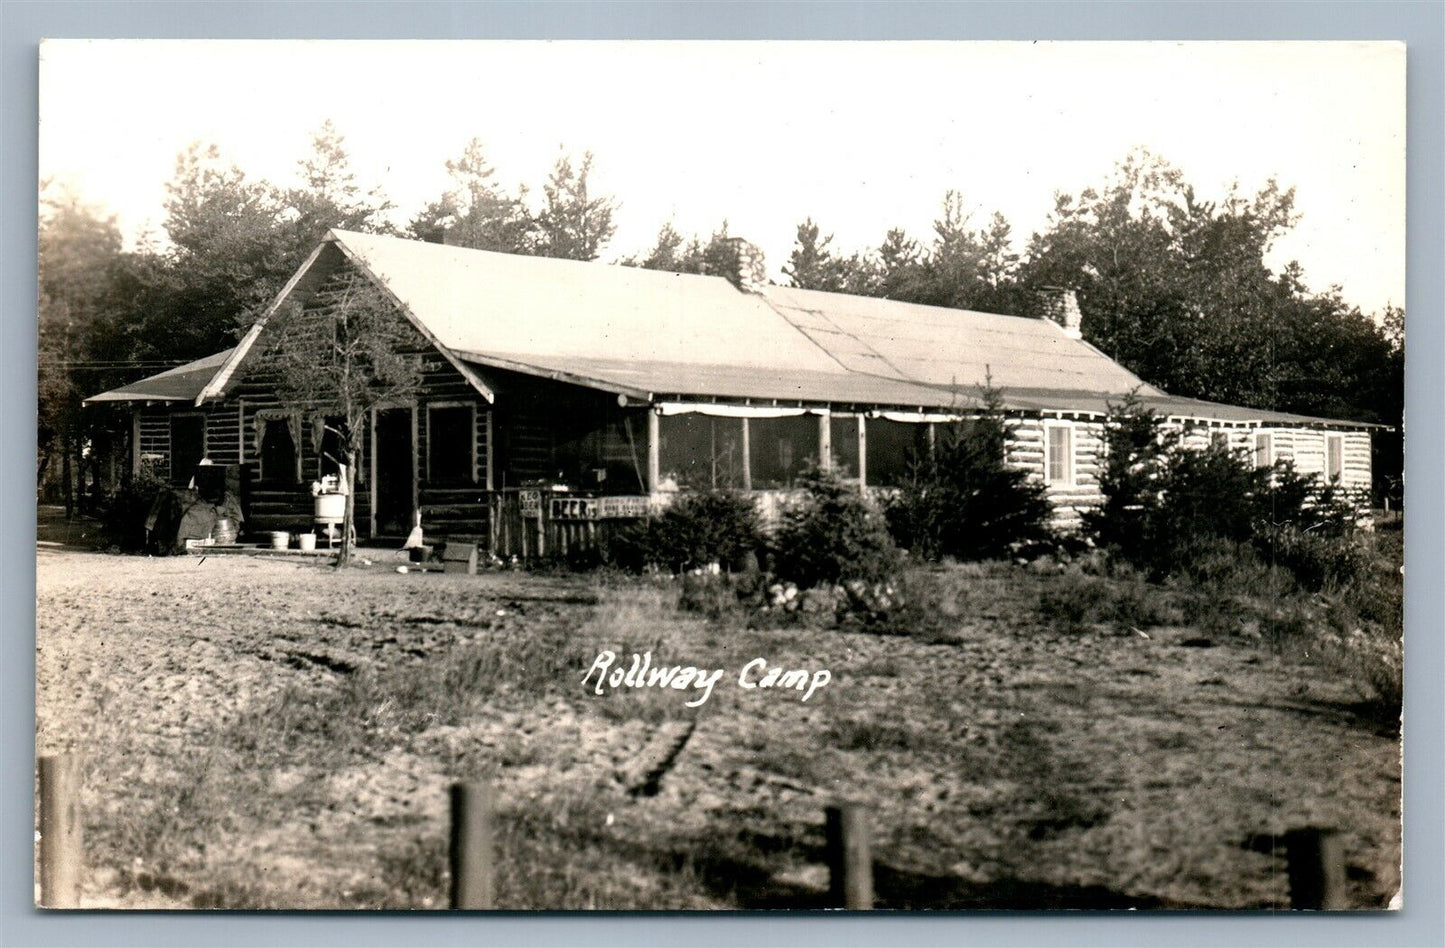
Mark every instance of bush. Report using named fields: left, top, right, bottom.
left=605, top=490, right=762, bottom=574
left=772, top=465, right=901, bottom=588
left=1354, top=637, right=1403, bottom=719
left=1260, top=460, right=1364, bottom=538
left=99, top=466, right=168, bottom=552
left=828, top=571, right=955, bottom=641
left=1037, top=570, right=1175, bottom=632
left=678, top=572, right=759, bottom=619
left=1156, top=441, right=1273, bottom=549
left=1342, top=529, right=1404, bottom=629
left=1258, top=526, right=1372, bottom=592
left=1172, top=536, right=1273, bottom=593
left=885, top=387, right=1054, bottom=560
left=1271, top=602, right=1402, bottom=722
left=1086, top=397, right=1368, bottom=586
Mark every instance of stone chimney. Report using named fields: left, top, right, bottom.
left=419, top=222, right=458, bottom=246
left=719, top=237, right=769, bottom=294
left=1039, top=286, right=1083, bottom=339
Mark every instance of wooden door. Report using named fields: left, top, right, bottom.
left=373, top=407, right=414, bottom=536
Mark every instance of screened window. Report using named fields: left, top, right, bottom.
left=867, top=418, right=928, bottom=488
left=1326, top=434, right=1344, bottom=481
left=829, top=415, right=860, bottom=480
left=259, top=416, right=298, bottom=484
left=1045, top=424, right=1073, bottom=485
left=1210, top=430, right=1230, bottom=450
left=427, top=404, right=475, bottom=483
left=657, top=414, right=745, bottom=489
left=170, top=414, right=206, bottom=487
left=591, top=416, right=646, bottom=494
left=748, top=415, right=817, bottom=489
left=1254, top=432, right=1274, bottom=469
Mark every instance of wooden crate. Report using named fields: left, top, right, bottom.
left=442, top=541, right=478, bottom=575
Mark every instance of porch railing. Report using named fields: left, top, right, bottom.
left=487, top=489, right=650, bottom=561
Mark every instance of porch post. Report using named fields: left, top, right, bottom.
left=368, top=408, right=378, bottom=537
left=130, top=409, right=141, bottom=478
left=410, top=400, right=420, bottom=521
left=741, top=418, right=752, bottom=491
left=646, top=408, right=660, bottom=492
left=818, top=411, right=832, bottom=471
left=857, top=415, right=868, bottom=490
left=484, top=409, right=494, bottom=492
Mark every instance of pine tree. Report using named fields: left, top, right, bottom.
left=409, top=138, right=537, bottom=254
left=266, top=273, right=423, bottom=567
left=536, top=150, right=617, bottom=261
left=286, top=120, right=392, bottom=247
left=163, top=142, right=293, bottom=336
left=783, top=218, right=846, bottom=291
left=886, top=385, right=1053, bottom=560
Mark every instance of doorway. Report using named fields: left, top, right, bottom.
left=373, top=406, right=414, bottom=536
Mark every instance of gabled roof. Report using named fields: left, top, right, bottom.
left=84, top=230, right=1382, bottom=429
left=82, top=348, right=234, bottom=403
left=329, top=230, right=1161, bottom=402
left=335, top=231, right=846, bottom=376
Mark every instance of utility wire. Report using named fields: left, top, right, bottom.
left=39, top=360, right=192, bottom=367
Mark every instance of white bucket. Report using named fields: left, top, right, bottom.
left=270, top=531, right=290, bottom=550
left=297, top=533, right=317, bottom=552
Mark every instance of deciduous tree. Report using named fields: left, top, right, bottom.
left=38, top=186, right=126, bottom=513
left=264, top=273, right=424, bottom=566
left=163, top=143, right=293, bottom=339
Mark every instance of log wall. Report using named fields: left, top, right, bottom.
left=214, top=264, right=494, bottom=538
left=1262, top=428, right=1372, bottom=493
left=1000, top=418, right=1373, bottom=531
left=142, top=262, right=657, bottom=544
left=1004, top=417, right=1106, bottom=531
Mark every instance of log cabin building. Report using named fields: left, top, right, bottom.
left=86, top=230, right=1378, bottom=555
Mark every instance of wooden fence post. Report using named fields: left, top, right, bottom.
left=449, top=782, right=495, bottom=910
left=38, top=754, right=83, bottom=908
left=1285, top=826, right=1345, bottom=910
left=826, top=803, right=873, bottom=910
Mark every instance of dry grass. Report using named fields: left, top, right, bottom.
left=36, top=547, right=1402, bottom=910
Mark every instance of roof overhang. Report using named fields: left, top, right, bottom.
left=83, top=393, right=193, bottom=405
left=82, top=348, right=237, bottom=405
left=195, top=240, right=337, bottom=405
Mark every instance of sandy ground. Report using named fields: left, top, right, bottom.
left=35, top=549, right=1401, bottom=910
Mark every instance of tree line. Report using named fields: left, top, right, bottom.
left=39, top=126, right=1403, bottom=514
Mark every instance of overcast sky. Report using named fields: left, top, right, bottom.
left=39, top=40, right=1405, bottom=314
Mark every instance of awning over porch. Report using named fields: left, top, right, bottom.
left=82, top=349, right=234, bottom=404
